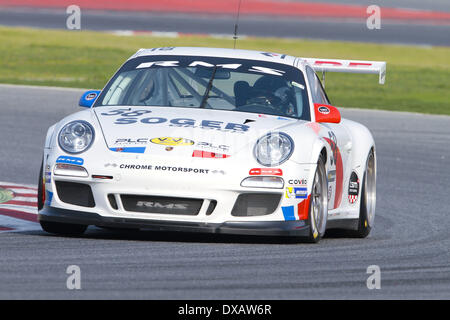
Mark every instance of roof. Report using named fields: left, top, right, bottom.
left=131, top=47, right=298, bottom=67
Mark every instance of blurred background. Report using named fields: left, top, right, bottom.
left=0, top=0, right=448, bottom=115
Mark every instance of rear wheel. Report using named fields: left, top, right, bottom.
left=305, top=156, right=328, bottom=243
left=40, top=221, right=87, bottom=236
left=353, top=149, right=376, bottom=238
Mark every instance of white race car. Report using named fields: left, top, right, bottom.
left=38, top=47, right=385, bottom=243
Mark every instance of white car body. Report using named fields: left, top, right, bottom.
left=38, top=47, right=384, bottom=241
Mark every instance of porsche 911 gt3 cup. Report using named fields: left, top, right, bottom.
left=38, top=47, right=384, bottom=242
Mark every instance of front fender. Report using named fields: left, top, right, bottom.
left=45, top=124, right=56, bottom=149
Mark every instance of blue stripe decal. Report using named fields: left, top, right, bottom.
left=109, top=147, right=146, bottom=153
left=282, top=206, right=296, bottom=221
left=56, top=156, right=84, bottom=165
left=45, top=191, right=53, bottom=206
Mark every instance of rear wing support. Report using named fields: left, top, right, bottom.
left=302, top=58, right=387, bottom=85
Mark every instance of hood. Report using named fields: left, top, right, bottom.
left=94, top=106, right=302, bottom=157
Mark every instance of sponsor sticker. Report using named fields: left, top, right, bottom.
left=56, top=156, right=84, bottom=166
left=348, top=171, right=360, bottom=204
left=109, top=147, right=146, bottom=153
left=286, top=187, right=307, bottom=199
left=85, top=92, right=97, bottom=100
left=150, top=137, right=194, bottom=146
left=294, top=187, right=308, bottom=199
left=318, top=106, right=330, bottom=114
left=100, top=109, right=250, bottom=133
left=327, top=170, right=336, bottom=182
left=114, top=138, right=149, bottom=145
left=287, top=178, right=307, bottom=185
left=285, top=187, right=295, bottom=199
left=196, top=142, right=230, bottom=152
left=118, top=163, right=211, bottom=174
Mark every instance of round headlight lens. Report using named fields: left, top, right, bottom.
left=58, top=121, right=94, bottom=154
left=254, top=132, right=294, bottom=166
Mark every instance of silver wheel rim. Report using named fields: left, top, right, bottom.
left=365, top=151, right=376, bottom=227
left=311, top=162, right=328, bottom=236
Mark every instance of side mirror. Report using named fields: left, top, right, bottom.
left=79, top=90, right=101, bottom=108
left=314, top=103, right=341, bottom=123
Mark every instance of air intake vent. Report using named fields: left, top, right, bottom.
left=206, top=200, right=217, bottom=215
left=231, top=193, right=281, bottom=217
left=108, top=194, right=118, bottom=210
left=55, top=181, right=95, bottom=207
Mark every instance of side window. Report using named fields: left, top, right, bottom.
left=306, top=66, right=329, bottom=105
left=314, top=73, right=330, bottom=105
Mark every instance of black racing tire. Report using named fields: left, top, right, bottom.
left=40, top=220, right=87, bottom=236
left=304, top=156, right=328, bottom=243
left=37, top=159, right=44, bottom=211
left=353, top=178, right=371, bottom=238
left=352, top=149, right=376, bottom=238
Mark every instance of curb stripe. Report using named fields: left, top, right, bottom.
left=0, top=185, right=37, bottom=191
left=0, top=208, right=38, bottom=223
left=0, top=226, right=15, bottom=231
left=0, top=204, right=37, bottom=214
left=13, top=193, right=38, bottom=197
left=4, top=200, right=37, bottom=207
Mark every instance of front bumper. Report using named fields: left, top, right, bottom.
left=38, top=205, right=310, bottom=237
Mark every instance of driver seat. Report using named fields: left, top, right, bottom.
left=234, top=81, right=251, bottom=107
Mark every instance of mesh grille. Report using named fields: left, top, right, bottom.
left=231, top=193, right=281, bottom=217
left=108, top=194, right=118, bottom=210
left=55, top=181, right=95, bottom=207
left=206, top=200, right=217, bottom=215
left=120, top=195, right=202, bottom=215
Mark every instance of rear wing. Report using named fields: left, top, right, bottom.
left=302, top=58, right=386, bottom=85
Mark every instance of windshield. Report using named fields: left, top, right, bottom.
left=95, top=55, right=310, bottom=120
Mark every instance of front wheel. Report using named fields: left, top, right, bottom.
left=305, top=156, right=328, bottom=243
left=40, top=221, right=87, bottom=236
left=37, top=159, right=44, bottom=211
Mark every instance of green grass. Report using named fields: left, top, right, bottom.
left=0, top=26, right=449, bottom=115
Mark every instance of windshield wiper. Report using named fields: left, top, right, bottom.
left=199, top=66, right=218, bottom=109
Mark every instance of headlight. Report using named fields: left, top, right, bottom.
left=254, top=132, right=294, bottom=166
left=58, top=121, right=95, bottom=154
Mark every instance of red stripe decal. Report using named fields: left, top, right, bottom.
left=297, top=195, right=311, bottom=220
left=192, top=150, right=229, bottom=158
left=249, top=168, right=283, bottom=176
left=324, top=137, right=343, bottom=209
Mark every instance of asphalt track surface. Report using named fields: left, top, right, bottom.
left=0, top=84, right=449, bottom=299
left=0, top=7, right=449, bottom=47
